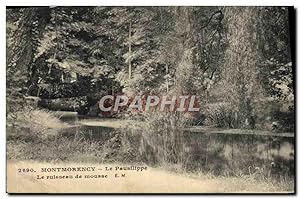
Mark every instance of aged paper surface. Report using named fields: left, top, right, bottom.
left=7, top=161, right=292, bottom=193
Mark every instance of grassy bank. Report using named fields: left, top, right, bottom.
left=6, top=109, right=294, bottom=193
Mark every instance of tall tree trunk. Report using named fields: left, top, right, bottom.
left=7, top=8, right=36, bottom=94
left=221, top=7, right=260, bottom=128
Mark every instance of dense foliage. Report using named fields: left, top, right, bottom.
left=6, top=6, right=294, bottom=130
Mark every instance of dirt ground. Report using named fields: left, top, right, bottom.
left=6, top=160, right=293, bottom=194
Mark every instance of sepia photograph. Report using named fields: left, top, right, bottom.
left=6, top=6, right=295, bottom=194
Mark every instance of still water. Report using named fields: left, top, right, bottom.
left=59, top=115, right=294, bottom=178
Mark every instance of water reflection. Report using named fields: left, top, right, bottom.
left=59, top=116, right=294, bottom=177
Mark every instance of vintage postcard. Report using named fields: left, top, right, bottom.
left=6, top=6, right=295, bottom=194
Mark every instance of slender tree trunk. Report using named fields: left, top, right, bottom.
left=128, top=22, right=132, bottom=80
left=173, top=7, right=194, bottom=94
